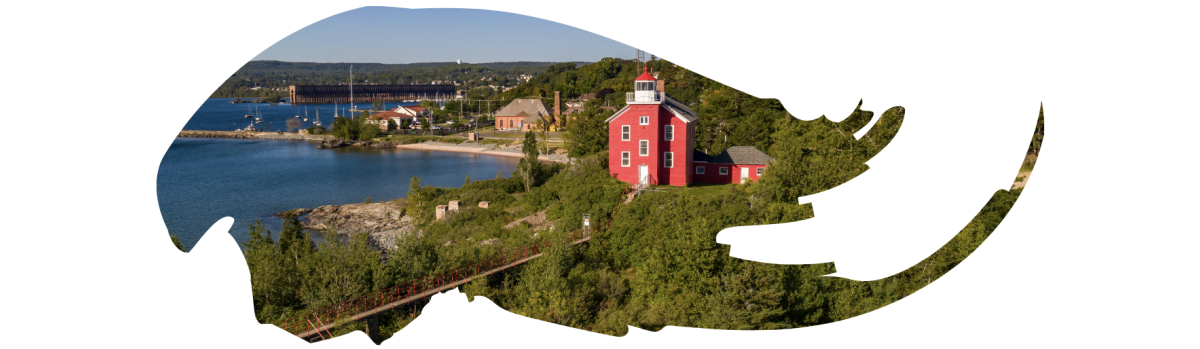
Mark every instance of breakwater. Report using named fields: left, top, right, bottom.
left=177, top=130, right=334, bottom=141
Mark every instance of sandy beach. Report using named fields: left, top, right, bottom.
left=398, top=142, right=568, bottom=163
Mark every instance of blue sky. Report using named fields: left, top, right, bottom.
left=252, top=7, right=636, bottom=64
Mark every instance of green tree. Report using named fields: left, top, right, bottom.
left=563, top=100, right=612, bottom=157
left=408, top=176, right=422, bottom=205
left=421, top=117, right=432, bottom=135
left=518, top=130, right=540, bottom=192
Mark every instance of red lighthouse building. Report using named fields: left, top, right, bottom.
left=607, top=68, right=774, bottom=187
left=607, top=68, right=698, bottom=186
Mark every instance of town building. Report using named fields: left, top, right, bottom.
left=394, top=105, right=431, bottom=128
left=367, top=111, right=404, bottom=132
left=394, top=105, right=430, bottom=117
left=606, top=68, right=772, bottom=187
left=494, top=99, right=551, bottom=131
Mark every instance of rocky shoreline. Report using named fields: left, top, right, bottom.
left=316, top=139, right=404, bottom=149
left=178, top=130, right=334, bottom=141
left=289, top=200, right=414, bottom=251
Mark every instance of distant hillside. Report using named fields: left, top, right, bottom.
left=209, top=60, right=587, bottom=99
left=239, top=60, right=581, bottom=75
left=239, top=61, right=457, bottom=74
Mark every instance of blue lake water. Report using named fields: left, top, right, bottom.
left=160, top=99, right=515, bottom=251
left=182, top=98, right=423, bottom=131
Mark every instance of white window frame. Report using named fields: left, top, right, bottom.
left=639, top=140, right=649, bottom=156
left=621, top=125, right=630, bottom=141
left=621, top=151, right=630, bottom=167
left=664, top=152, right=674, bottom=168
left=639, top=115, right=649, bottom=125
left=756, top=167, right=764, bottom=176
left=664, top=125, right=674, bottom=141
left=695, top=166, right=705, bottom=174
left=719, top=167, right=729, bottom=175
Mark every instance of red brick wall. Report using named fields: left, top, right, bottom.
left=691, top=163, right=766, bottom=184
left=495, top=116, right=522, bottom=130
left=608, top=104, right=694, bottom=186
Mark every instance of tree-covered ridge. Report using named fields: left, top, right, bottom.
left=210, top=61, right=572, bottom=99
left=231, top=105, right=1040, bottom=340
left=512, top=58, right=799, bottom=159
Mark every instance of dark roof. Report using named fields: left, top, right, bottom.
left=495, top=99, right=550, bottom=117
left=663, top=97, right=697, bottom=119
left=709, top=146, right=773, bottom=165
left=692, top=150, right=713, bottom=163
left=604, top=95, right=697, bottom=123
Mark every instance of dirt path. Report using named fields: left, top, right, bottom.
left=1011, top=171, right=1033, bottom=190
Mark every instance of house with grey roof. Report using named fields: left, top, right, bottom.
left=494, top=99, right=550, bottom=131
left=692, top=146, right=774, bottom=184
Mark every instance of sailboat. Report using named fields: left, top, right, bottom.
left=255, top=106, right=263, bottom=123
left=303, top=106, right=308, bottom=122
left=244, top=106, right=252, bottom=118
left=313, top=107, right=322, bottom=127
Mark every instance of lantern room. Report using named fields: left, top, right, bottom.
left=630, top=67, right=661, bottom=103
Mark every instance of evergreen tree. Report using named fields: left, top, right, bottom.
left=518, top=130, right=540, bottom=192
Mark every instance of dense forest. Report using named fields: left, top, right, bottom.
left=176, top=56, right=1045, bottom=341
left=500, top=58, right=792, bottom=159
left=184, top=101, right=1042, bottom=342
left=209, top=60, right=575, bottom=99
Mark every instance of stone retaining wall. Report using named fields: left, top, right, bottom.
left=177, top=130, right=334, bottom=141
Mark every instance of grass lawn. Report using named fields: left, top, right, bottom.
left=647, top=182, right=736, bottom=200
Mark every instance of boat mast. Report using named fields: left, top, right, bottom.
left=349, top=64, right=354, bottom=115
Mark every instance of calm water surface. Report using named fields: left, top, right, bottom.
left=160, top=100, right=515, bottom=250
left=183, top=98, right=422, bottom=131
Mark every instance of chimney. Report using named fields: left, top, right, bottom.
left=554, top=91, right=564, bottom=127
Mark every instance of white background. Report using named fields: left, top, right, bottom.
left=2, top=1, right=1197, bottom=348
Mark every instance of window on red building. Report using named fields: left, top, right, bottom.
left=719, top=167, right=729, bottom=175
left=757, top=167, right=763, bottom=176
left=639, top=140, right=648, bottom=156
left=696, top=166, right=705, bottom=174
left=622, top=125, right=630, bottom=141
left=664, top=125, right=674, bottom=141
left=664, top=152, right=673, bottom=168
left=639, top=115, right=649, bottom=125
left=621, top=152, right=630, bottom=167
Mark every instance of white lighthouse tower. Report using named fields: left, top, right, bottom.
left=630, top=67, right=661, bottom=103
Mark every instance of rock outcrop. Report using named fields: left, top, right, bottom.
left=303, top=201, right=412, bottom=250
